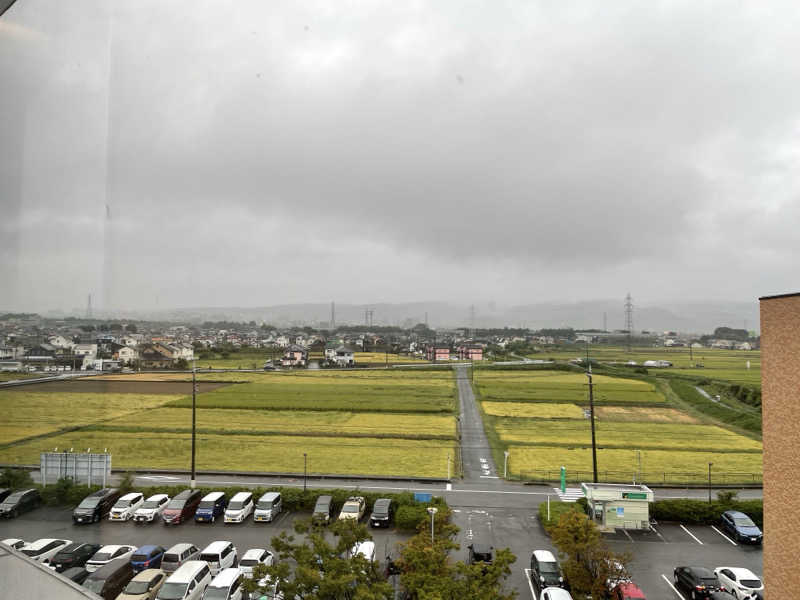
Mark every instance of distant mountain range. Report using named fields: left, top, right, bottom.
left=101, top=299, right=760, bottom=335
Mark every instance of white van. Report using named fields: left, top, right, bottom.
left=157, top=560, right=212, bottom=600
left=200, top=541, right=238, bottom=576
left=254, top=492, right=282, bottom=523
left=202, top=567, right=244, bottom=600
left=163, top=543, right=201, bottom=574
left=109, top=492, right=145, bottom=521
left=224, top=492, right=253, bottom=524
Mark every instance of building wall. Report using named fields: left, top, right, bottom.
left=759, top=293, right=800, bottom=594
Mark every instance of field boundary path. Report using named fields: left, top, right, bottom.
left=455, top=365, right=501, bottom=484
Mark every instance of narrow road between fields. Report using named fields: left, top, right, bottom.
left=455, top=365, right=501, bottom=485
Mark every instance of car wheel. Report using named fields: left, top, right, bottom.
left=211, top=515, right=215, bottom=523
left=12, top=509, right=18, bottom=519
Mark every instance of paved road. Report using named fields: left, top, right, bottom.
left=455, top=365, right=500, bottom=484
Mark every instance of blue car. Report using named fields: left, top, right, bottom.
left=720, top=510, right=762, bottom=544
left=130, top=545, right=165, bottom=573
left=194, top=491, right=227, bottom=523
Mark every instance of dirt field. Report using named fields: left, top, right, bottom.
left=2, top=379, right=229, bottom=395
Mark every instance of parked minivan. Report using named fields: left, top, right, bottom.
left=199, top=541, right=238, bottom=576
left=131, top=545, right=166, bottom=573
left=73, top=488, right=121, bottom=524
left=110, top=492, right=145, bottom=521
left=83, top=557, right=135, bottom=600
left=203, top=567, right=244, bottom=600
left=224, top=492, right=253, bottom=524
left=195, top=491, right=228, bottom=524
left=118, top=568, right=166, bottom=600
left=254, top=492, right=282, bottom=523
left=162, top=543, right=201, bottom=575
left=312, top=495, right=333, bottom=526
left=157, top=560, right=212, bottom=600
left=369, top=498, right=394, bottom=528
left=0, top=488, right=41, bottom=519
left=530, top=550, right=565, bottom=593
left=162, top=490, right=203, bottom=525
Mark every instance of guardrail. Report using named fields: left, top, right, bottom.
left=517, top=468, right=762, bottom=487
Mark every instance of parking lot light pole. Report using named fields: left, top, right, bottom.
left=303, top=453, right=307, bottom=492
left=190, top=358, right=197, bottom=489
left=427, top=507, right=438, bottom=546
left=708, top=462, right=713, bottom=502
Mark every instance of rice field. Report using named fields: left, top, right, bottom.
left=593, top=406, right=699, bottom=424
left=507, top=446, right=763, bottom=484
left=482, top=402, right=585, bottom=419
left=0, top=392, right=179, bottom=445
left=0, top=430, right=456, bottom=478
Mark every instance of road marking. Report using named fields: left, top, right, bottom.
left=480, top=476, right=500, bottom=479
left=680, top=524, right=704, bottom=544
left=623, top=529, right=634, bottom=542
left=711, top=525, right=738, bottom=546
left=650, top=524, right=668, bottom=543
left=661, top=574, right=684, bottom=599
left=137, top=475, right=179, bottom=481
left=523, top=568, right=537, bottom=599
left=446, top=483, right=452, bottom=491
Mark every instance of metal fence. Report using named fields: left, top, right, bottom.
left=40, top=452, right=112, bottom=487
left=517, top=468, right=762, bottom=486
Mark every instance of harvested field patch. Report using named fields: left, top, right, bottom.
left=594, top=406, right=700, bottom=424
left=2, top=379, right=227, bottom=395
left=482, top=402, right=584, bottom=419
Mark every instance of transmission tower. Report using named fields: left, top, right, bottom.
left=86, top=294, right=93, bottom=319
left=330, top=301, right=335, bottom=330
left=469, top=304, right=476, bottom=337
left=624, top=293, right=634, bottom=352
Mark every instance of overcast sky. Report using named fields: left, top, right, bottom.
left=2, top=1, right=799, bottom=314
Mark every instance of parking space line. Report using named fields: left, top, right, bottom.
left=680, top=524, right=704, bottom=544
left=711, top=525, right=738, bottom=546
left=650, top=524, right=668, bottom=543
left=660, top=574, right=684, bottom=599
left=523, top=568, right=537, bottom=599
left=622, top=529, right=634, bottom=542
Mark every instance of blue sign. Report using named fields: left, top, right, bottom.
left=616, top=507, right=624, bottom=517
left=414, top=493, right=432, bottom=503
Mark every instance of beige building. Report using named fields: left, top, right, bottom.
left=759, top=292, right=800, bottom=596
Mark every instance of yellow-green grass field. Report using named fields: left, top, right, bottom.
left=482, top=402, right=585, bottom=419
left=529, top=346, right=761, bottom=386
left=475, top=371, right=664, bottom=405
left=97, top=407, right=456, bottom=439
left=166, top=370, right=456, bottom=413
left=0, top=430, right=456, bottom=478
left=507, top=446, right=763, bottom=484
left=0, top=392, right=179, bottom=445
left=593, top=406, right=699, bottom=423
left=493, top=419, right=762, bottom=452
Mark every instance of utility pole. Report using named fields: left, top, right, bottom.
left=624, top=293, right=634, bottom=353
left=708, top=462, right=713, bottom=502
left=304, top=453, right=308, bottom=492
left=587, top=362, right=599, bottom=483
left=190, top=358, right=197, bottom=489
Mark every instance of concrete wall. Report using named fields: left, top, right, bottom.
left=759, top=292, right=800, bottom=596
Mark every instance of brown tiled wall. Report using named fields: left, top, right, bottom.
left=760, top=294, right=800, bottom=598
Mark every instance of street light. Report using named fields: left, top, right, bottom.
left=303, top=453, right=308, bottom=492
left=190, top=358, right=197, bottom=489
left=503, top=450, right=510, bottom=479
left=427, top=507, right=438, bottom=546
left=708, top=462, right=713, bottom=502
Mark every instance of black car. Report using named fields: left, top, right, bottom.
left=467, top=543, right=494, bottom=572
left=50, top=542, right=102, bottom=572
left=369, top=498, right=395, bottom=528
left=530, top=550, right=566, bottom=592
left=673, top=566, right=719, bottom=598
left=73, top=488, right=121, bottom=524
left=720, top=510, right=763, bottom=544
left=0, top=488, right=41, bottom=518
left=0, top=488, right=12, bottom=503
left=61, top=566, right=90, bottom=584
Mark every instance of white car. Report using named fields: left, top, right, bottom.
left=349, top=541, right=375, bottom=562
left=133, top=493, right=171, bottom=523
left=19, top=538, right=72, bottom=563
left=238, top=548, right=274, bottom=577
left=715, top=567, right=764, bottom=599
left=224, top=491, right=254, bottom=523
left=539, top=588, right=573, bottom=600
left=109, top=492, right=145, bottom=521
left=86, top=544, right=136, bottom=572
left=1, top=538, right=25, bottom=550
left=338, top=496, right=366, bottom=521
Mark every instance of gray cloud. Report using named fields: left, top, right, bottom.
left=2, top=0, right=799, bottom=313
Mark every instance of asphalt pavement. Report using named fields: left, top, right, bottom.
left=455, top=365, right=501, bottom=484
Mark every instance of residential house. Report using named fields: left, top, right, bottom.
left=115, top=346, right=138, bottom=365
left=275, top=335, right=290, bottom=348
left=332, top=346, right=355, bottom=367
left=426, top=344, right=451, bottom=361
left=456, top=345, right=483, bottom=361
left=73, top=343, right=98, bottom=358
left=25, top=344, right=58, bottom=359
left=282, top=344, right=308, bottom=367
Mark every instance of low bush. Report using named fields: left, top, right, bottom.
left=651, top=497, right=762, bottom=527
left=0, top=467, right=34, bottom=490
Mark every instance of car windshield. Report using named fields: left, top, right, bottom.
left=21, top=548, right=42, bottom=557
left=91, top=552, right=112, bottom=562
left=132, top=553, right=150, bottom=562
left=741, top=579, right=762, bottom=588
left=733, top=516, right=756, bottom=527
left=200, top=553, right=219, bottom=563
left=229, top=500, right=247, bottom=510
left=124, top=581, right=151, bottom=594
left=115, top=499, right=131, bottom=508
left=198, top=499, right=217, bottom=509
left=203, top=588, right=230, bottom=600
left=142, top=499, right=162, bottom=509
left=342, top=505, right=358, bottom=513
left=162, top=553, right=179, bottom=563
left=166, top=499, right=185, bottom=509
left=540, top=561, right=560, bottom=574
left=84, top=579, right=105, bottom=594
left=78, top=498, right=100, bottom=509
left=257, top=500, right=273, bottom=509
left=240, top=558, right=259, bottom=567
left=157, top=582, right=189, bottom=600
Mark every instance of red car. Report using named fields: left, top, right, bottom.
left=611, top=582, right=646, bottom=600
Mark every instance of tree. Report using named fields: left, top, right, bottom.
left=243, top=518, right=393, bottom=600
left=0, top=468, right=34, bottom=489
left=549, top=511, right=631, bottom=599
left=397, top=512, right=517, bottom=599
left=124, top=323, right=138, bottom=333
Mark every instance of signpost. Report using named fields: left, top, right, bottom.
left=41, top=452, right=111, bottom=487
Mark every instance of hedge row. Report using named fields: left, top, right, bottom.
left=651, top=498, right=763, bottom=527
left=1, top=468, right=449, bottom=531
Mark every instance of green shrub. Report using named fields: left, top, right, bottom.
left=538, top=500, right=583, bottom=535
left=0, top=468, right=34, bottom=490
left=651, top=498, right=762, bottom=527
